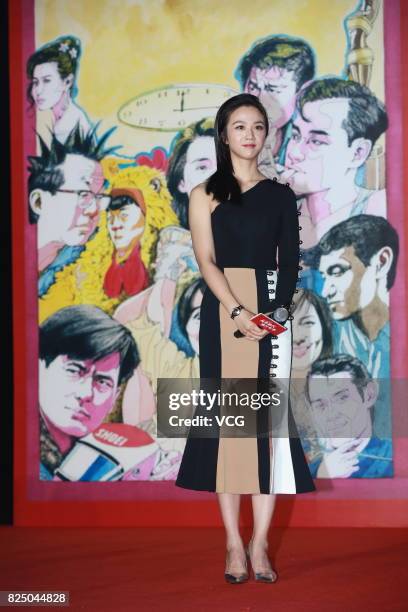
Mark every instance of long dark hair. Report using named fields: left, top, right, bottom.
left=205, top=93, right=269, bottom=204
left=167, top=118, right=215, bottom=229
left=292, top=289, right=333, bottom=360
left=178, top=277, right=206, bottom=333
left=169, top=277, right=206, bottom=357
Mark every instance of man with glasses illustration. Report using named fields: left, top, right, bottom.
left=28, top=124, right=115, bottom=297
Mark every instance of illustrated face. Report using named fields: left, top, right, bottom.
left=292, top=299, right=323, bottom=370
left=285, top=99, right=370, bottom=196
left=307, top=372, right=374, bottom=444
left=31, top=62, right=72, bottom=110
left=31, top=154, right=105, bottom=246
left=39, top=352, right=121, bottom=438
left=319, top=245, right=377, bottom=320
left=186, top=288, right=203, bottom=354
left=178, top=136, right=216, bottom=196
left=244, top=65, right=297, bottom=128
left=107, top=203, right=145, bottom=250
left=224, top=105, right=267, bottom=160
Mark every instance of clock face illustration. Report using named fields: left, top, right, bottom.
left=118, top=83, right=239, bottom=132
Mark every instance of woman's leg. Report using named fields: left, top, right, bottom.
left=248, top=493, right=277, bottom=573
left=217, top=493, right=246, bottom=572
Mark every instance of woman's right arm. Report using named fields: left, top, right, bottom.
left=188, top=184, right=266, bottom=340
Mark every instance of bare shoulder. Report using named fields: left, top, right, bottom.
left=189, top=182, right=214, bottom=215
left=190, top=181, right=211, bottom=199
left=191, top=181, right=207, bottom=195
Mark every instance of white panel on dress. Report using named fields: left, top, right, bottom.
left=266, top=269, right=297, bottom=494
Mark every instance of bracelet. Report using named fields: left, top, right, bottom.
left=230, top=304, right=244, bottom=319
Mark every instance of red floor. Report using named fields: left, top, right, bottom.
left=0, top=527, right=406, bottom=611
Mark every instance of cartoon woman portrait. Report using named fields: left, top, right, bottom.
left=290, top=288, right=334, bottom=449
left=169, top=276, right=204, bottom=356
left=292, top=288, right=333, bottom=376
left=166, top=118, right=216, bottom=229
left=26, top=35, right=92, bottom=143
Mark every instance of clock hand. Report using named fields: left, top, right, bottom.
left=172, top=105, right=220, bottom=111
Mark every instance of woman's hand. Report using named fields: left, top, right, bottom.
left=234, top=309, right=269, bottom=341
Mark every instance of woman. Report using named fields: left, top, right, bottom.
left=169, top=276, right=204, bottom=356
left=166, top=118, right=216, bottom=229
left=175, top=93, right=316, bottom=584
left=291, top=289, right=333, bottom=451
left=27, top=35, right=92, bottom=144
left=292, top=288, right=333, bottom=376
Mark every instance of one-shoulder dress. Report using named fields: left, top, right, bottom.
left=175, top=178, right=316, bottom=494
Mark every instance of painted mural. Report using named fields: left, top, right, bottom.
left=27, top=0, right=394, bottom=483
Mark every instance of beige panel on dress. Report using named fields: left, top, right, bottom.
left=216, top=267, right=262, bottom=494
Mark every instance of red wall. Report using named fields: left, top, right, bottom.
left=10, top=0, right=408, bottom=527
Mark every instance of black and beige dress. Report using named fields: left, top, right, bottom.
left=175, top=178, right=316, bottom=494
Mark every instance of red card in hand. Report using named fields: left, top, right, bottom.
left=250, top=313, right=287, bottom=335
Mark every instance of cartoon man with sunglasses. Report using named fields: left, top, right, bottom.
left=28, top=124, right=114, bottom=297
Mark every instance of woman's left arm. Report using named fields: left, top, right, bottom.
left=270, top=187, right=300, bottom=311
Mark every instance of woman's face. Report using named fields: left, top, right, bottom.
left=31, top=62, right=72, bottom=110
left=178, top=136, right=216, bottom=196
left=186, top=288, right=203, bottom=355
left=292, top=299, right=323, bottom=370
left=224, top=105, right=267, bottom=161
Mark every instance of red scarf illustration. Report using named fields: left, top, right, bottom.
left=103, top=241, right=149, bottom=298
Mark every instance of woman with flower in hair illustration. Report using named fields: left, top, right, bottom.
left=27, top=35, right=92, bottom=143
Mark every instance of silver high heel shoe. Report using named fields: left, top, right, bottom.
left=245, top=541, right=278, bottom=583
left=224, top=549, right=249, bottom=584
